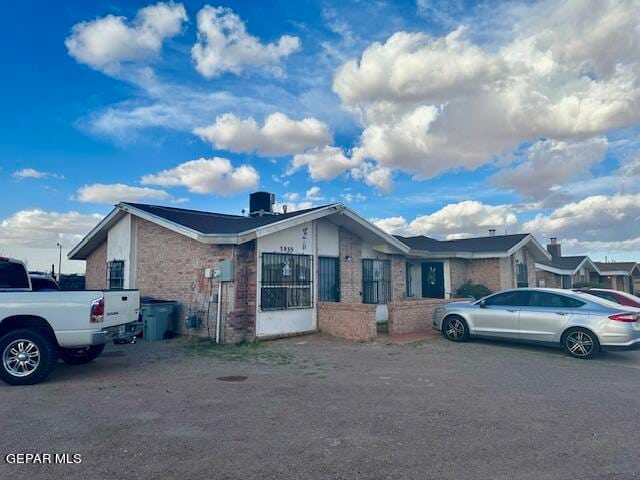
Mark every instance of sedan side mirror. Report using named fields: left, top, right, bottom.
left=478, top=299, right=487, bottom=308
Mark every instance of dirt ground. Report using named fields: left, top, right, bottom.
left=2, top=334, right=640, bottom=479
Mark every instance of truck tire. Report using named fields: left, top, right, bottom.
left=0, top=328, right=58, bottom=386
left=59, top=344, right=106, bottom=365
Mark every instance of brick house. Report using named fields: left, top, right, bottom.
left=534, top=239, right=639, bottom=294
left=594, top=262, right=640, bottom=294
left=69, top=193, right=551, bottom=343
left=535, top=239, right=600, bottom=288
left=69, top=195, right=416, bottom=343
left=397, top=233, right=551, bottom=297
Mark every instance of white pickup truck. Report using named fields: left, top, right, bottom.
left=0, top=257, right=140, bottom=386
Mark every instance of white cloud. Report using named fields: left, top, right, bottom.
left=342, top=192, right=366, bottom=203
left=491, top=137, right=609, bottom=201
left=0, top=210, right=103, bottom=249
left=141, top=157, right=259, bottom=195
left=0, top=210, right=104, bottom=274
left=305, top=186, right=323, bottom=201
left=12, top=168, right=63, bottom=180
left=74, top=183, right=172, bottom=204
left=350, top=162, right=394, bottom=192
left=373, top=200, right=518, bottom=238
left=65, top=2, right=187, bottom=75
left=194, top=112, right=332, bottom=156
left=333, top=0, right=640, bottom=182
left=372, top=216, right=409, bottom=234
left=283, top=192, right=300, bottom=202
left=291, top=146, right=356, bottom=181
left=273, top=201, right=314, bottom=214
left=522, top=193, right=640, bottom=244
left=191, top=5, right=300, bottom=78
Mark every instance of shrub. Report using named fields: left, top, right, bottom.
left=455, top=281, right=492, bottom=300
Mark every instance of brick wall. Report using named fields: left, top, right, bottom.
left=391, top=255, right=407, bottom=301
left=135, top=218, right=255, bottom=343
left=317, top=302, right=377, bottom=341
left=339, top=228, right=363, bottom=303
left=449, top=259, right=468, bottom=295
left=225, top=241, right=257, bottom=343
left=536, top=269, right=562, bottom=288
left=85, top=240, right=107, bottom=290
left=388, top=298, right=463, bottom=335
left=466, top=258, right=502, bottom=293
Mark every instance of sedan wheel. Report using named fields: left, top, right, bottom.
left=564, top=329, right=599, bottom=359
left=443, top=316, right=469, bottom=342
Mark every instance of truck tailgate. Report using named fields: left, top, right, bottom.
left=102, top=290, right=140, bottom=328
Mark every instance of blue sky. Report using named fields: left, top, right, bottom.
left=1, top=0, right=639, bottom=272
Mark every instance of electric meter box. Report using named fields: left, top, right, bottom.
left=218, top=260, right=235, bottom=282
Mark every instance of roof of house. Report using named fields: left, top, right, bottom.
left=535, top=254, right=601, bottom=275
left=595, top=262, right=640, bottom=274
left=394, top=233, right=551, bottom=260
left=538, top=255, right=589, bottom=270
left=395, top=233, right=529, bottom=253
left=123, top=202, right=328, bottom=235
left=68, top=201, right=410, bottom=260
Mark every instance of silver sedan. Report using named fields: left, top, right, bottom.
left=433, top=288, right=640, bottom=359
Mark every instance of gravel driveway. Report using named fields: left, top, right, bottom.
left=2, top=334, right=640, bottom=479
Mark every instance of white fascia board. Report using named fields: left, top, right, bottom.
left=508, top=235, right=552, bottom=260
left=68, top=207, right=123, bottom=260
left=534, top=263, right=572, bottom=276
left=340, top=208, right=410, bottom=254
left=408, top=250, right=511, bottom=259
left=119, top=204, right=206, bottom=242
left=597, top=269, right=632, bottom=276
left=252, top=204, right=342, bottom=239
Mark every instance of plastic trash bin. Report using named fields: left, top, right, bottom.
left=141, top=298, right=176, bottom=341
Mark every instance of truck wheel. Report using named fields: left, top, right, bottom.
left=59, top=344, right=106, bottom=365
left=0, top=329, right=58, bottom=386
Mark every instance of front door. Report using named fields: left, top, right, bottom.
left=422, top=262, right=444, bottom=298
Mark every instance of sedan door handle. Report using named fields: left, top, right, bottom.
left=555, top=312, right=568, bottom=316
left=507, top=309, right=518, bottom=313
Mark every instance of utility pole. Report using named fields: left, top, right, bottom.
left=56, top=243, right=62, bottom=281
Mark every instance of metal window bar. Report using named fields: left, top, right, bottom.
left=260, top=253, right=313, bottom=311
left=318, top=256, right=340, bottom=302
left=107, top=260, right=125, bottom=290
left=362, top=259, right=391, bottom=304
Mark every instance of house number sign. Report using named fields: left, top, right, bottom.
left=279, top=246, right=294, bottom=253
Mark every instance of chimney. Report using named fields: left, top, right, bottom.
left=547, top=237, right=561, bottom=258
left=249, top=192, right=275, bottom=216
left=488, top=229, right=496, bottom=237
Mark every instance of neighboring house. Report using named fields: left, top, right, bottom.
left=396, top=232, right=550, bottom=297
left=594, top=262, right=640, bottom=294
left=535, top=238, right=600, bottom=288
left=69, top=194, right=412, bottom=343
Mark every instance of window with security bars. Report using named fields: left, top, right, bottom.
left=318, top=257, right=340, bottom=302
left=363, top=259, right=391, bottom=304
left=261, top=253, right=312, bottom=310
left=107, top=260, right=125, bottom=290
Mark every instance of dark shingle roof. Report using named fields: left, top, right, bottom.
left=595, top=262, right=639, bottom=273
left=394, top=233, right=530, bottom=253
left=538, top=255, right=588, bottom=271
left=124, top=202, right=329, bottom=235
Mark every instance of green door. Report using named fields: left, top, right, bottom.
left=422, top=262, right=445, bottom=298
